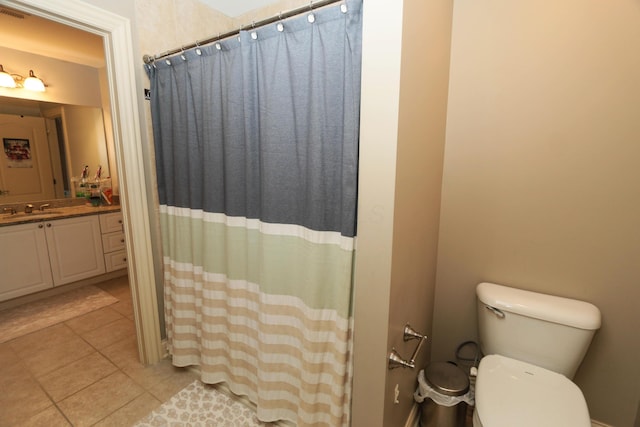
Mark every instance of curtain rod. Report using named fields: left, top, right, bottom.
left=143, top=0, right=344, bottom=64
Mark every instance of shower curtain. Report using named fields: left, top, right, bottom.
left=146, top=1, right=362, bottom=425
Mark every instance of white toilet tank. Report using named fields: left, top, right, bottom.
left=476, top=282, right=601, bottom=379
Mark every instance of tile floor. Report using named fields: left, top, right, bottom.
left=0, top=276, right=199, bottom=427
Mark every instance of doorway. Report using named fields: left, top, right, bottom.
left=5, top=0, right=163, bottom=364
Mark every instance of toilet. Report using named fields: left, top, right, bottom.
left=473, top=282, right=601, bottom=427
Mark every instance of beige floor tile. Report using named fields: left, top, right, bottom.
left=99, top=333, right=141, bottom=369
left=9, top=324, right=94, bottom=377
left=93, top=392, right=162, bottom=427
left=96, top=276, right=131, bottom=300
left=64, top=306, right=124, bottom=335
left=16, top=405, right=71, bottom=427
left=0, top=369, right=53, bottom=426
left=38, top=351, right=118, bottom=402
left=101, top=338, right=196, bottom=393
left=0, top=341, right=22, bottom=369
left=147, top=366, right=201, bottom=402
left=111, top=299, right=135, bottom=318
left=80, top=317, right=136, bottom=349
left=125, top=358, right=196, bottom=391
left=8, top=323, right=76, bottom=354
left=57, top=371, right=144, bottom=427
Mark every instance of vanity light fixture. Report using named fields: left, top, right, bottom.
left=0, top=64, right=16, bottom=88
left=23, top=70, right=45, bottom=92
left=0, top=64, right=46, bottom=92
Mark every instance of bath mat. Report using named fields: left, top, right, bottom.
left=0, top=285, right=118, bottom=343
left=135, top=380, right=279, bottom=427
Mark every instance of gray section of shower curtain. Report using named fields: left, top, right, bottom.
left=147, top=0, right=362, bottom=237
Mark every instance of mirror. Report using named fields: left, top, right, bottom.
left=0, top=97, right=111, bottom=203
left=0, top=6, right=115, bottom=206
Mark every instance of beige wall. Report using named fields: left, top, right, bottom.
left=383, top=0, right=453, bottom=424
left=135, top=0, right=234, bottom=60
left=432, top=1, right=640, bottom=426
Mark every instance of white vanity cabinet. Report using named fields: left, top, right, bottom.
left=44, top=215, right=105, bottom=286
left=100, top=212, right=127, bottom=272
left=0, top=214, right=105, bottom=301
left=0, top=222, right=54, bottom=301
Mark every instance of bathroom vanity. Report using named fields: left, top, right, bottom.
left=0, top=206, right=124, bottom=302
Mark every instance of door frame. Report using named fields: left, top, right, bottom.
left=6, top=0, right=163, bottom=364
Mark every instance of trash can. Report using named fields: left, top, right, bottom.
left=414, top=362, right=472, bottom=427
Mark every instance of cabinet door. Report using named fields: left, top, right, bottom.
left=44, top=215, right=105, bottom=286
left=0, top=222, right=53, bottom=301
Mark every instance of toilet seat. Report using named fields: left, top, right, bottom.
left=474, top=354, right=591, bottom=427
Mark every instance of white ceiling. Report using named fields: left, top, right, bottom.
left=198, top=0, right=281, bottom=17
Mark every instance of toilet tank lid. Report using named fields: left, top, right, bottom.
left=476, top=282, right=601, bottom=330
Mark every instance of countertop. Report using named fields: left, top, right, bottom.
left=0, top=204, right=121, bottom=227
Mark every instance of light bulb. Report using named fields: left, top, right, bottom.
left=0, top=64, right=17, bottom=88
left=23, top=70, right=45, bottom=92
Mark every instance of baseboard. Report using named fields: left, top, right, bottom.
left=591, top=420, right=613, bottom=427
left=405, top=402, right=420, bottom=427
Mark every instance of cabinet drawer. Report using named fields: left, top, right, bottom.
left=100, top=212, right=123, bottom=234
left=102, top=231, right=126, bottom=253
left=105, top=249, right=127, bottom=272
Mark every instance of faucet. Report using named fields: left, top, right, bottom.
left=3, top=207, right=17, bottom=215
left=39, top=203, right=51, bottom=211
left=24, top=204, right=34, bottom=214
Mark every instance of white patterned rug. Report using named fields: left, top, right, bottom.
left=0, top=285, right=118, bottom=343
left=135, top=380, right=279, bottom=427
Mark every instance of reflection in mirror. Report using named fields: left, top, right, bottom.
left=0, top=97, right=110, bottom=204
left=0, top=8, right=116, bottom=207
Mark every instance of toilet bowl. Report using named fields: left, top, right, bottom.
left=473, top=282, right=601, bottom=427
left=473, top=355, right=591, bottom=427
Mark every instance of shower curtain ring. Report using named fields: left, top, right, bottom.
left=277, top=12, right=285, bottom=32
